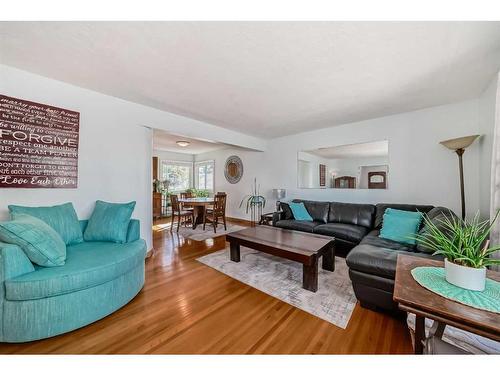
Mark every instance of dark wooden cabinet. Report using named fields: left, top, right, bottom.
left=334, top=176, right=356, bottom=189
left=153, top=157, right=161, bottom=219
left=319, top=164, right=326, bottom=187
left=153, top=192, right=162, bottom=219
left=152, top=157, right=158, bottom=181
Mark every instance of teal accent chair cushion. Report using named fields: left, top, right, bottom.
left=5, top=240, right=146, bottom=301
left=8, top=203, right=83, bottom=245
left=379, top=208, right=423, bottom=245
left=84, top=200, right=136, bottom=243
left=0, top=214, right=66, bottom=267
left=289, top=202, right=313, bottom=221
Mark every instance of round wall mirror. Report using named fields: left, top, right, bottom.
left=224, top=155, right=243, bottom=184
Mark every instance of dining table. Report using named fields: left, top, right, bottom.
left=178, top=197, right=215, bottom=229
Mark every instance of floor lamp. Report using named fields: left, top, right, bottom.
left=439, top=135, right=480, bottom=220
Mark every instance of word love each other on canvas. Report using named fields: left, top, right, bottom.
left=0, top=175, right=76, bottom=187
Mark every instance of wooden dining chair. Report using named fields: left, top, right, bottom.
left=180, top=191, right=193, bottom=199
left=170, top=194, right=194, bottom=232
left=179, top=191, right=194, bottom=212
left=203, top=193, right=227, bottom=233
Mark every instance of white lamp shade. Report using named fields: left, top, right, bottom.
left=272, top=189, right=286, bottom=200
left=440, top=135, right=479, bottom=150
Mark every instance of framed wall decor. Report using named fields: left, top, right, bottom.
left=224, top=155, right=243, bottom=184
left=319, top=164, right=326, bottom=187
left=0, top=94, right=80, bottom=188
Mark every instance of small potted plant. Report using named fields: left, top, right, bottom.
left=185, top=188, right=210, bottom=198
left=415, top=210, right=500, bottom=291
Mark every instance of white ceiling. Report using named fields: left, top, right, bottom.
left=308, top=140, right=389, bottom=159
left=1, top=22, right=500, bottom=138
left=153, top=129, right=227, bottom=154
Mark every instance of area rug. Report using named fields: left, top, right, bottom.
left=153, top=221, right=246, bottom=241
left=197, top=246, right=357, bottom=328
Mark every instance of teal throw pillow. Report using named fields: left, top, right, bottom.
left=384, top=208, right=423, bottom=221
left=288, top=202, right=313, bottom=221
left=0, top=214, right=66, bottom=267
left=8, top=202, right=83, bottom=245
left=84, top=200, right=136, bottom=243
left=379, top=208, right=423, bottom=245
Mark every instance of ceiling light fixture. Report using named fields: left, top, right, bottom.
left=176, top=141, right=190, bottom=147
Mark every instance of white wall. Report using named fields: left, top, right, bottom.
left=0, top=65, right=265, bottom=250
left=153, top=150, right=194, bottom=163
left=194, top=148, right=267, bottom=218
left=199, top=99, right=489, bottom=220
left=478, top=73, right=499, bottom=218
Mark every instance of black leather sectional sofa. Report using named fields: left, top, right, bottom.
left=272, top=199, right=451, bottom=311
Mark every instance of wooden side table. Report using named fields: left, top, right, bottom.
left=259, top=212, right=275, bottom=226
left=393, top=254, right=500, bottom=354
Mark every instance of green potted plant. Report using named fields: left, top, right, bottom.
left=239, top=178, right=266, bottom=225
left=195, top=189, right=210, bottom=198
left=185, top=188, right=210, bottom=197
left=415, top=210, right=500, bottom=291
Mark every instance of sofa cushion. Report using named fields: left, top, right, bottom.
left=84, top=200, right=136, bottom=243
left=360, top=230, right=415, bottom=251
left=328, top=202, right=375, bottom=228
left=374, top=203, right=434, bottom=229
left=0, top=214, right=66, bottom=267
left=9, top=202, right=83, bottom=245
left=314, top=223, right=369, bottom=243
left=292, top=199, right=329, bottom=223
left=274, top=220, right=321, bottom=233
left=346, top=244, right=434, bottom=279
left=5, top=239, right=146, bottom=301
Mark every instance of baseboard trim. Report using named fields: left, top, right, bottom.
left=226, top=217, right=253, bottom=226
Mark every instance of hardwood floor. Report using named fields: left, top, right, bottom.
left=0, top=219, right=413, bottom=354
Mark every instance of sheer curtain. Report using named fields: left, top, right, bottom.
left=490, top=75, right=500, bottom=271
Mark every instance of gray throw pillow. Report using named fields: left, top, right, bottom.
left=416, top=207, right=458, bottom=253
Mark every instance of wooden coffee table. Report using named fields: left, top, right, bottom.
left=393, top=254, right=500, bottom=354
left=226, top=226, right=335, bottom=292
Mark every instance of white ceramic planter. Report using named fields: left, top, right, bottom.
left=444, top=258, right=486, bottom=291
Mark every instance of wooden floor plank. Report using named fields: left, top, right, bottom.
left=0, top=219, right=413, bottom=354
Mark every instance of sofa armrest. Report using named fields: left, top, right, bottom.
left=126, top=219, right=141, bottom=243
left=0, top=242, right=35, bottom=284
left=0, top=242, right=35, bottom=341
left=272, top=211, right=283, bottom=227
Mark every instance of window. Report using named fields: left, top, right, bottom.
left=161, top=161, right=193, bottom=192
left=195, top=160, right=215, bottom=191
